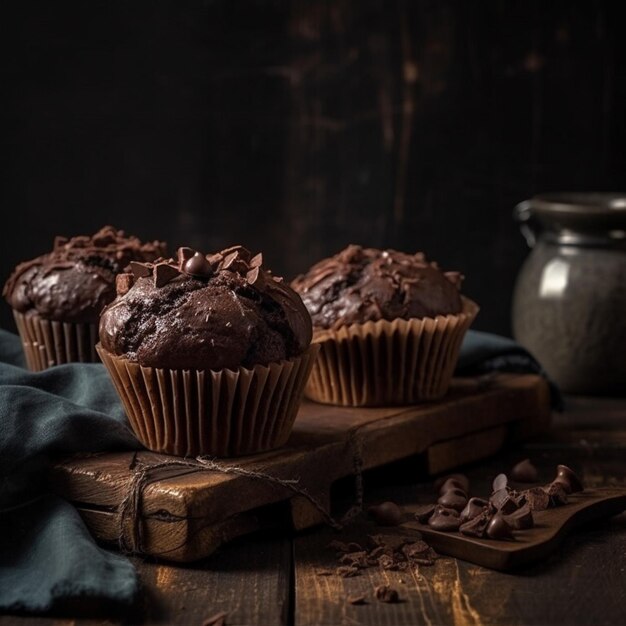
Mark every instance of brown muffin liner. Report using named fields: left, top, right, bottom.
left=305, top=297, right=479, bottom=407
left=96, top=344, right=319, bottom=457
left=12, top=310, right=99, bottom=371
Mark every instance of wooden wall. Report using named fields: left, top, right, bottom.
left=2, top=0, right=624, bottom=335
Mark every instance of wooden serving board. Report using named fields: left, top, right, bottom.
left=406, top=487, right=626, bottom=571
left=50, top=373, right=551, bottom=562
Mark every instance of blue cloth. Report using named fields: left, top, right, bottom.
left=0, top=329, right=139, bottom=614
left=0, top=327, right=556, bottom=615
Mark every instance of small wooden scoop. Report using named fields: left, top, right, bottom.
left=406, top=487, right=626, bottom=571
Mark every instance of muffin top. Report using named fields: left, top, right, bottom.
left=291, top=245, right=464, bottom=330
left=99, top=245, right=313, bottom=370
left=3, top=226, right=166, bottom=324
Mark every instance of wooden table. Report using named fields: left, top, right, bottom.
left=2, top=396, right=625, bottom=626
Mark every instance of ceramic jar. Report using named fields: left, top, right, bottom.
left=512, top=193, right=626, bottom=395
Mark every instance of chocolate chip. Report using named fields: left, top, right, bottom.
left=414, top=503, right=436, bottom=523
left=367, top=502, right=403, bottom=526
left=460, top=497, right=489, bottom=523
left=486, top=514, right=514, bottom=540
left=437, top=488, right=468, bottom=511
left=348, top=595, right=367, bottom=606
left=129, top=261, right=151, bottom=278
left=553, top=464, right=583, bottom=494
left=184, top=252, right=212, bottom=277
left=502, top=504, right=534, bottom=530
left=154, top=263, right=180, bottom=288
left=375, top=585, right=400, bottom=603
left=435, top=473, right=469, bottom=493
left=438, top=478, right=467, bottom=494
left=428, top=505, right=461, bottom=531
left=510, top=458, right=539, bottom=483
left=492, top=473, right=508, bottom=492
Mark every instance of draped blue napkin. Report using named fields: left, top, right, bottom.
left=0, top=327, right=556, bottom=615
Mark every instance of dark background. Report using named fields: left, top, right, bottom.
left=2, top=0, right=625, bottom=335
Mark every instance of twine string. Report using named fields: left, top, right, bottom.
left=117, top=454, right=347, bottom=554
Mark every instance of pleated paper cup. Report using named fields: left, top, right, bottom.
left=12, top=310, right=99, bottom=371
left=305, top=297, right=479, bottom=407
left=96, top=343, right=319, bottom=457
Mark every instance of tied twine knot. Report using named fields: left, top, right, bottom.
left=117, top=445, right=365, bottom=555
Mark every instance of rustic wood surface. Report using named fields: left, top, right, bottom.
left=2, top=395, right=625, bottom=626
left=50, top=374, right=550, bottom=562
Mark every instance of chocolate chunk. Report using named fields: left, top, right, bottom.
left=154, top=263, right=180, bottom=288
left=184, top=252, right=212, bottom=277
left=502, top=504, right=534, bottom=530
left=460, top=512, right=491, bottom=538
left=435, top=473, right=470, bottom=493
left=428, top=505, right=461, bottom=531
left=522, top=487, right=550, bottom=511
left=460, top=497, right=489, bottom=523
left=490, top=488, right=519, bottom=514
left=437, top=488, right=468, bottom=511
left=348, top=595, right=367, bottom=606
left=511, top=458, right=539, bottom=483
left=492, top=473, right=508, bottom=492
left=554, top=464, right=583, bottom=494
left=543, top=482, right=568, bottom=506
left=414, top=503, right=436, bottom=523
left=115, top=273, right=134, bottom=296
left=486, top=514, right=514, bottom=540
left=368, top=502, right=403, bottom=526
left=375, top=585, right=400, bottom=603
left=130, top=261, right=151, bottom=278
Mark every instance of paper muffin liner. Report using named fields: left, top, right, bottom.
left=305, top=297, right=479, bottom=407
left=96, top=344, right=319, bottom=457
left=12, top=310, right=99, bottom=371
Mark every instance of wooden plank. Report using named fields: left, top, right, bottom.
left=0, top=534, right=291, bottom=626
left=49, top=374, right=551, bottom=562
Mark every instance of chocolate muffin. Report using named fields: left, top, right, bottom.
left=100, top=246, right=312, bottom=370
left=97, top=245, right=317, bottom=457
left=291, top=245, right=478, bottom=406
left=292, top=245, right=464, bottom=330
left=4, top=226, right=166, bottom=370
